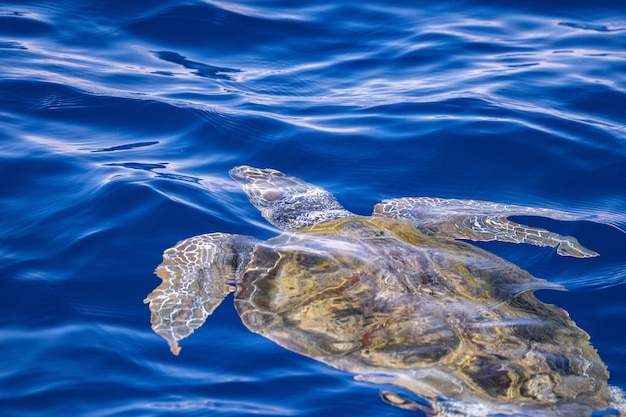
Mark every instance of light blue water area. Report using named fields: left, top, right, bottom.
left=1, top=1, right=625, bottom=416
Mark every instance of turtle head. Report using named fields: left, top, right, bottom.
left=229, top=166, right=353, bottom=230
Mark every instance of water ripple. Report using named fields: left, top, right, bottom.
left=1, top=1, right=625, bottom=416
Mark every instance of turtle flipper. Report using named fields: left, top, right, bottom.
left=373, top=197, right=599, bottom=258
left=144, top=233, right=258, bottom=355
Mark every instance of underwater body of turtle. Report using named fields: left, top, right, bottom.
left=145, top=166, right=625, bottom=417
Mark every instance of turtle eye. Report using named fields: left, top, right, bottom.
left=261, top=190, right=286, bottom=201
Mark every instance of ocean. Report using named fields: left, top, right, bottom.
left=1, top=1, right=625, bottom=416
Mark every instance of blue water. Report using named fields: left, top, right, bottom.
left=1, top=1, right=625, bottom=416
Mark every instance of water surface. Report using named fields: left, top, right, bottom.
left=1, top=1, right=625, bottom=416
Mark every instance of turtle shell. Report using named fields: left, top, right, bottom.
left=234, top=216, right=611, bottom=415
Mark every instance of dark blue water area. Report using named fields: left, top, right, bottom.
left=1, top=0, right=625, bottom=416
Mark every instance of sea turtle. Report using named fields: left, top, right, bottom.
left=145, top=166, right=624, bottom=417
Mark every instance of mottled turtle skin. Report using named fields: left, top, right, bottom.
left=145, top=166, right=624, bottom=417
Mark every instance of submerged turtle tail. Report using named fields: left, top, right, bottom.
left=230, top=166, right=353, bottom=230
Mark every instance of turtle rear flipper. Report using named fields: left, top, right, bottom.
left=144, top=233, right=259, bottom=355
left=374, top=197, right=599, bottom=258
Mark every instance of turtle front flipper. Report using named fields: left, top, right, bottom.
left=373, top=197, right=599, bottom=258
left=144, top=233, right=259, bottom=355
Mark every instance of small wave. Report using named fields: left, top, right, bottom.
left=0, top=40, right=27, bottom=49
left=0, top=10, right=54, bottom=36
left=153, top=50, right=242, bottom=80
left=91, top=141, right=159, bottom=153
left=559, top=21, right=626, bottom=32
